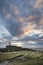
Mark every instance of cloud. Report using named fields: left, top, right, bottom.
left=18, top=22, right=33, bottom=37
left=4, top=14, right=11, bottom=18
left=0, top=25, right=10, bottom=35
left=11, top=41, right=23, bottom=47
left=0, top=0, right=43, bottom=38
left=13, top=7, right=20, bottom=15
left=0, top=41, right=8, bottom=48
left=17, top=17, right=25, bottom=23
left=27, top=41, right=36, bottom=44
left=33, top=0, right=43, bottom=8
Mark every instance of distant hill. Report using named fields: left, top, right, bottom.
left=0, top=45, right=34, bottom=52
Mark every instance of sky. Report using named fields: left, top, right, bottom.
left=0, top=0, right=43, bottom=48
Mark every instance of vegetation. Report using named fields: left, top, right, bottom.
left=0, top=46, right=43, bottom=65
left=0, top=45, right=35, bottom=52
left=0, top=51, right=43, bottom=65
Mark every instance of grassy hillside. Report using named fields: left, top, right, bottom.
left=0, top=45, right=34, bottom=52
left=0, top=51, right=43, bottom=65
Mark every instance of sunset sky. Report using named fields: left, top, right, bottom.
left=0, top=0, right=43, bottom=48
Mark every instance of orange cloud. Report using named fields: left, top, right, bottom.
left=17, top=14, right=40, bottom=23
left=13, top=7, right=20, bottom=15
left=15, top=14, right=42, bottom=38
left=10, top=4, right=20, bottom=15
left=17, top=17, right=25, bottom=23
left=17, top=23, right=33, bottom=38
left=33, top=0, right=43, bottom=8
left=17, top=15, right=34, bottom=23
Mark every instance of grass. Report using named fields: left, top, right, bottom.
left=0, top=51, right=43, bottom=65
left=8, top=60, right=43, bottom=65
